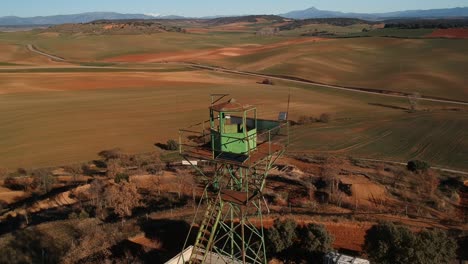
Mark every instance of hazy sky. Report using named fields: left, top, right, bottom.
left=2, top=0, right=468, bottom=17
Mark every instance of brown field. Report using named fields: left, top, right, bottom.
left=428, top=28, right=468, bottom=39
left=0, top=43, right=67, bottom=66
left=0, top=21, right=467, bottom=263
left=0, top=71, right=256, bottom=94
left=105, top=38, right=325, bottom=63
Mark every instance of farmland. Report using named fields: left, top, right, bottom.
left=0, top=15, right=467, bottom=264
left=0, top=20, right=468, bottom=170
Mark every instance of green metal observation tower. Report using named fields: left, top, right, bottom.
left=171, top=95, right=289, bottom=264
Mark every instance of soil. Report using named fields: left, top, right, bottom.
left=0, top=186, right=26, bottom=204
left=0, top=71, right=254, bottom=95
left=105, top=38, right=326, bottom=63
left=428, top=28, right=468, bottom=39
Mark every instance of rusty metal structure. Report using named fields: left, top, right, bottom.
left=175, top=95, right=289, bottom=264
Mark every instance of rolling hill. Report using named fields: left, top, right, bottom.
left=281, top=6, right=468, bottom=20
left=0, top=12, right=180, bottom=26
left=2, top=7, right=468, bottom=26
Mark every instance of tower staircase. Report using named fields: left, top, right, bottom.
left=190, top=195, right=224, bottom=264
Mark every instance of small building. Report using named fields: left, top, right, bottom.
left=324, top=252, right=370, bottom=264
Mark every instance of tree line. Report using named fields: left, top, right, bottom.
left=384, top=19, right=468, bottom=29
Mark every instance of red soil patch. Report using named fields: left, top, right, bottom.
left=325, top=222, right=372, bottom=252
left=0, top=71, right=253, bottom=95
left=340, top=174, right=389, bottom=208
left=428, top=28, right=468, bottom=39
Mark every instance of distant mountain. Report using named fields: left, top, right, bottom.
left=281, top=7, right=468, bottom=20
left=2, top=7, right=468, bottom=26
left=206, top=15, right=286, bottom=25
left=0, top=12, right=181, bottom=26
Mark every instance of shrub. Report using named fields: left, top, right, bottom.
left=297, top=115, right=316, bottom=125
left=319, top=113, right=331, bottom=123
left=16, top=168, right=27, bottom=175
left=68, top=212, right=78, bottom=219
left=114, top=173, right=129, bottom=183
left=297, top=223, right=334, bottom=254
left=97, top=148, right=122, bottom=160
left=4, top=176, right=26, bottom=191
left=166, top=139, right=179, bottom=151
left=364, top=222, right=456, bottom=264
left=261, top=78, right=274, bottom=85
left=266, top=219, right=297, bottom=254
left=78, top=210, right=90, bottom=219
left=407, top=160, right=430, bottom=172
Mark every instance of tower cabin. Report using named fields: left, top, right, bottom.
left=179, top=96, right=287, bottom=167
left=210, top=98, right=257, bottom=156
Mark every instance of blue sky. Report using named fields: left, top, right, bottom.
left=2, top=0, right=468, bottom=17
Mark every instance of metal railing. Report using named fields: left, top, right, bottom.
left=179, top=120, right=289, bottom=165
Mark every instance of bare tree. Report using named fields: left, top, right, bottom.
left=408, top=92, right=421, bottom=112
left=63, top=164, right=83, bottom=184
left=420, top=169, right=439, bottom=198
left=150, top=174, right=163, bottom=196
left=321, top=156, right=342, bottom=194
left=31, top=168, right=55, bottom=193
left=106, top=159, right=123, bottom=179
left=104, top=182, right=142, bottom=222
left=87, top=179, right=108, bottom=219
left=62, top=224, right=114, bottom=264
left=0, top=168, right=8, bottom=178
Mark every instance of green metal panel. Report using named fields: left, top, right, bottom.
left=212, top=110, right=257, bottom=155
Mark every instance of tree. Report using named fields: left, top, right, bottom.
left=364, top=222, right=417, bottom=264
left=114, top=173, right=129, bottom=183
left=297, top=223, right=334, bottom=255
left=166, top=139, right=179, bottom=151
left=407, top=160, right=430, bottom=172
left=266, top=218, right=297, bottom=255
left=104, top=182, right=142, bottom=221
left=320, top=156, right=343, bottom=201
left=106, top=158, right=123, bottom=179
left=98, top=148, right=122, bottom=160
left=413, top=229, right=456, bottom=264
left=364, top=222, right=457, bottom=264
left=261, top=78, right=274, bottom=85
left=31, top=168, right=55, bottom=194
left=0, top=167, right=8, bottom=178
left=408, top=92, right=421, bottom=112
left=63, top=164, right=83, bottom=184
left=87, top=179, right=108, bottom=219
left=319, top=113, right=331, bottom=123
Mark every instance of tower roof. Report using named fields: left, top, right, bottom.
left=210, top=98, right=255, bottom=112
